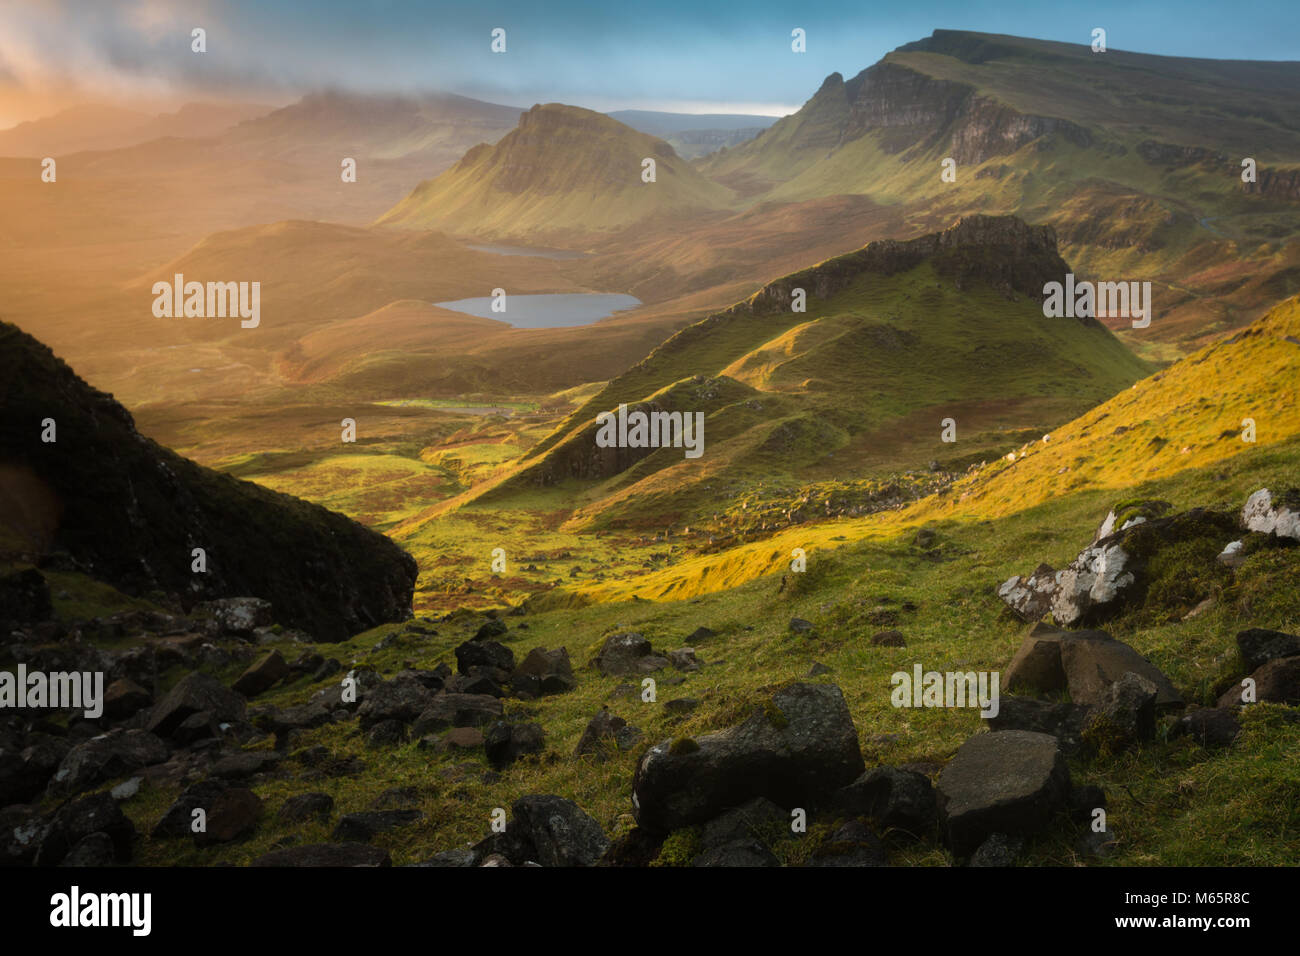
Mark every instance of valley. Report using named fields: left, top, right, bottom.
left=1, top=24, right=1298, bottom=876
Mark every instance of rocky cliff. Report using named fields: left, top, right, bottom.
left=0, top=321, right=417, bottom=640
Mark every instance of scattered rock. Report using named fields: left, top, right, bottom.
left=153, top=780, right=227, bottom=839
left=693, top=837, right=780, bottom=867
left=788, top=618, right=814, bottom=634
left=984, top=696, right=1086, bottom=754
left=1084, top=672, right=1158, bottom=754
left=700, top=796, right=786, bottom=850
left=807, top=662, right=832, bottom=677
left=512, top=646, right=575, bottom=695
left=51, top=729, right=170, bottom=796
left=808, top=819, right=885, bottom=867
left=251, top=843, right=391, bottom=866
left=36, top=791, right=135, bottom=865
left=1236, top=627, right=1300, bottom=671
left=1241, top=488, right=1300, bottom=541
left=412, top=693, right=503, bottom=735
left=936, top=730, right=1071, bottom=856
left=1004, top=623, right=1181, bottom=709
left=1171, top=708, right=1241, bottom=748
left=870, top=630, right=906, bottom=647
left=197, top=597, right=273, bottom=636
left=194, top=787, right=262, bottom=846
left=102, top=679, right=153, bottom=721
left=633, top=682, right=864, bottom=833
left=332, top=810, right=422, bottom=843
left=510, top=794, right=609, bottom=867
left=232, top=650, right=290, bottom=697
left=147, top=672, right=246, bottom=739
left=278, top=792, right=334, bottom=823
left=484, top=721, right=545, bottom=769
left=833, top=766, right=937, bottom=837
left=1219, top=656, right=1300, bottom=707
left=969, top=832, right=1023, bottom=867
left=357, top=675, right=437, bottom=730
left=595, top=632, right=667, bottom=675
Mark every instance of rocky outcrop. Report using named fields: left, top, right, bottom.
left=631, top=682, right=864, bottom=833
left=0, top=321, right=417, bottom=641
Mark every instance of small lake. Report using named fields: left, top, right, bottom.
left=432, top=293, right=643, bottom=329
left=465, top=243, right=587, bottom=260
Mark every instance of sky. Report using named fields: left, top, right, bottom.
left=1, top=0, right=1298, bottom=126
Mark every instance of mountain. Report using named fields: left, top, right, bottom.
left=376, top=104, right=735, bottom=241
left=0, top=321, right=417, bottom=640
left=0, top=101, right=273, bottom=157
left=607, top=110, right=778, bottom=158
left=219, top=90, right=520, bottom=164
left=699, top=30, right=1300, bottom=348
left=401, top=215, right=1149, bottom=534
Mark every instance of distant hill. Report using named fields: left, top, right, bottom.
left=377, top=104, right=735, bottom=240
left=608, top=110, right=778, bottom=158
left=0, top=101, right=273, bottom=157
left=698, top=30, right=1300, bottom=348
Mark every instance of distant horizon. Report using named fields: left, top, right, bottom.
left=2, top=0, right=1298, bottom=129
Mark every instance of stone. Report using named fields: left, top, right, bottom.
left=102, top=679, right=153, bottom=721
left=36, top=792, right=135, bottom=865
left=51, top=729, right=170, bottom=796
left=412, top=693, right=502, bottom=735
left=356, top=674, right=437, bottom=730
left=595, top=632, right=662, bottom=676
left=1171, top=708, right=1241, bottom=748
left=510, top=794, right=609, bottom=866
left=788, top=618, right=814, bottom=634
left=513, top=646, right=575, bottom=695
left=152, top=780, right=227, bottom=839
left=1084, top=671, right=1158, bottom=751
left=0, top=733, right=69, bottom=804
left=694, top=838, right=780, bottom=867
left=60, top=831, right=117, bottom=867
left=209, top=751, right=281, bottom=780
left=807, top=819, right=885, bottom=867
left=440, top=727, right=485, bottom=751
left=1236, top=627, right=1300, bottom=671
left=968, top=832, right=1023, bottom=867
left=700, top=796, right=786, bottom=850
left=573, top=708, right=627, bottom=759
left=232, top=650, right=290, bottom=697
left=251, top=843, right=391, bottom=866
left=197, top=597, right=273, bottom=636
left=484, top=721, right=545, bottom=769
left=454, top=639, right=515, bottom=679
left=146, top=672, right=246, bottom=739
left=194, top=787, right=262, bottom=846
left=664, top=697, right=698, bottom=716
left=365, top=719, right=409, bottom=748
left=984, top=695, right=1087, bottom=755
left=332, top=810, right=422, bottom=843
left=1004, top=624, right=1181, bottom=709
left=1219, top=656, right=1300, bottom=707
left=936, top=730, right=1071, bottom=856
left=870, top=630, right=906, bottom=647
left=1241, top=488, right=1300, bottom=541
left=632, top=683, right=864, bottom=833
left=277, top=792, right=334, bottom=823
left=668, top=648, right=700, bottom=671
left=833, top=766, right=937, bottom=837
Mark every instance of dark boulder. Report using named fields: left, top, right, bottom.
left=632, top=682, right=864, bottom=833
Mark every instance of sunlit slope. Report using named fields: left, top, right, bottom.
left=447, top=216, right=1149, bottom=530
left=377, top=104, right=734, bottom=240
left=562, top=295, right=1300, bottom=605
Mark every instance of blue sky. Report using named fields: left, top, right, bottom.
left=1, top=0, right=1298, bottom=122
